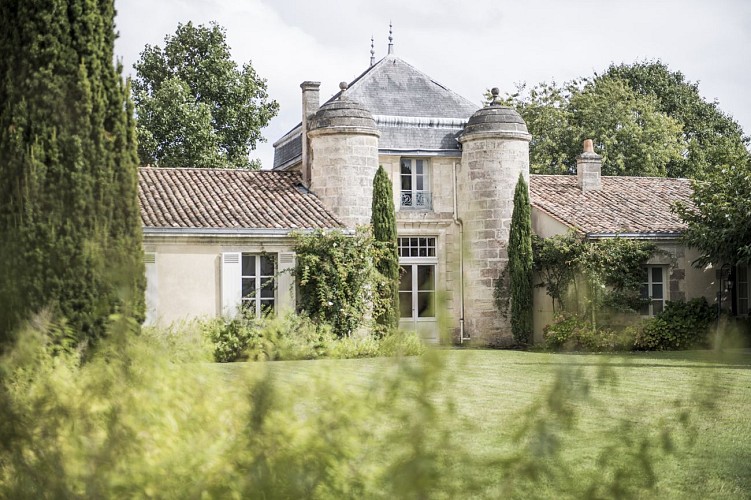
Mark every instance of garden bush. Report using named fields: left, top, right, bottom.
left=201, top=313, right=425, bottom=362
left=543, top=313, right=635, bottom=352
left=633, top=298, right=717, bottom=350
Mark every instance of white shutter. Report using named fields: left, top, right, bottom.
left=144, top=252, right=158, bottom=326
left=221, top=252, right=242, bottom=318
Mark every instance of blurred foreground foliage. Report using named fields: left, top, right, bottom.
left=0, top=313, right=717, bottom=498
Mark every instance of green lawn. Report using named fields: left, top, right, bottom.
left=216, top=348, right=751, bottom=498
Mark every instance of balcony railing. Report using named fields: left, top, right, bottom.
left=401, top=190, right=432, bottom=210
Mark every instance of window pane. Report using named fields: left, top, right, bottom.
left=417, top=265, right=435, bottom=291
left=260, top=256, right=275, bottom=276
left=640, top=303, right=650, bottom=316
left=740, top=299, right=749, bottom=316
left=399, top=291, right=413, bottom=318
left=260, top=300, right=275, bottom=316
left=242, top=255, right=255, bottom=276
left=651, top=284, right=663, bottom=299
left=738, top=265, right=748, bottom=282
left=640, top=284, right=649, bottom=299
left=399, top=266, right=412, bottom=291
left=241, top=300, right=256, bottom=315
left=652, top=267, right=663, bottom=283
left=642, top=267, right=649, bottom=281
left=417, top=291, right=435, bottom=318
left=416, top=173, right=424, bottom=191
left=401, top=159, right=412, bottom=174
left=415, top=160, right=423, bottom=175
left=652, top=300, right=664, bottom=315
left=260, top=278, right=274, bottom=298
left=242, top=278, right=256, bottom=298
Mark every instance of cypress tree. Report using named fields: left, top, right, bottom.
left=0, top=0, right=145, bottom=346
left=371, top=166, right=400, bottom=330
left=508, top=172, right=533, bottom=345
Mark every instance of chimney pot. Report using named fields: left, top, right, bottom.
left=583, top=139, right=594, bottom=153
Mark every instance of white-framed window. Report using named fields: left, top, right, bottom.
left=398, top=237, right=437, bottom=320
left=400, top=158, right=431, bottom=210
left=640, top=266, right=667, bottom=316
left=737, top=264, right=749, bottom=316
left=241, top=254, right=276, bottom=317
left=222, top=252, right=276, bottom=318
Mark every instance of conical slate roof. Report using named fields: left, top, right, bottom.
left=273, top=55, right=481, bottom=169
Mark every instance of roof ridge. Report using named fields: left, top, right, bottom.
left=139, top=166, right=298, bottom=175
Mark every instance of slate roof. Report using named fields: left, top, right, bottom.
left=138, top=167, right=343, bottom=231
left=529, top=175, right=693, bottom=236
left=272, top=54, right=481, bottom=169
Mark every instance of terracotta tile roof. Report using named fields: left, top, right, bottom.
left=529, top=175, right=693, bottom=236
left=138, top=167, right=343, bottom=231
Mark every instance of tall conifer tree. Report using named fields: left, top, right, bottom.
left=371, top=166, right=400, bottom=330
left=508, top=173, right=533, bottom=344
left=0, top=0, right=144, bottom=345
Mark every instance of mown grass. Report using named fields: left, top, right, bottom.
left=216, top=348, right=751, bottom=498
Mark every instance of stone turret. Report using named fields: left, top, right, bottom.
left=457, top=88, right=531, bottom=345
left=307, top=82, right=380, bottom=228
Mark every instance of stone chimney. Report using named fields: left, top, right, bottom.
left=300, top=81, right=320, bottom=187
left=577, top=139, right=602, bottom=191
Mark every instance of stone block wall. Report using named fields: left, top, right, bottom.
left=457, top=137, right=530, bottom=345
left=309, top=133, right=379, bottom=228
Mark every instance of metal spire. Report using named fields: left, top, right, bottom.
left=387, top=22, right=393, bottom=54
left=370, top=35, right=375, bottom=66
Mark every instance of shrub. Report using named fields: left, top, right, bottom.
left=201, top=313, right=334, bottom=362
left=201, top=315, right=257, bottom=362
left=634, top=298, right=717, bottom=350
left=543, top=313, right=635, bottom=352
left=202, top=313, right=425, bottom=362
left=377, top=330, right=426, bottom=357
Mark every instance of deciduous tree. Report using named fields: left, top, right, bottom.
left=497, top=60, right=748, bottom=179
left=675, top=159, right=751, bottom=267
left=133, top=22, right=279, bottom=168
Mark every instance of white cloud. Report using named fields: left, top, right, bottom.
left=115, top=0, right=751, bottom=169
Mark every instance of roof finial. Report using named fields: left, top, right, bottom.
left=370, top=35, right=375, bottom=66
left=490, top=87, right=500, bottom=105
left=387, top=21, right=393, bottom=55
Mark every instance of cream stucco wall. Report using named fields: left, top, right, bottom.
left=144, top=235, right=297, bottom=328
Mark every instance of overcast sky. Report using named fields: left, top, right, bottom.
left=114, top=0, right=751, bottom=170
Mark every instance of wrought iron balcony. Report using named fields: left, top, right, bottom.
left=400, top=190, right=432, bottom=210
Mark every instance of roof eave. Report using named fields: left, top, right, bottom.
left=585, top=232, right=683, bottom=240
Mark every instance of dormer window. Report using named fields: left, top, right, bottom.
left=400, top=158, right=431, bottom=210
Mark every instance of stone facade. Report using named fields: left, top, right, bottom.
left=308, top=131, right=379, bottom=227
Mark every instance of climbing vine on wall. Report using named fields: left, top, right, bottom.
left=532, top=233, right=657, bottom=327
left=293, top=228, right=390, bottom=337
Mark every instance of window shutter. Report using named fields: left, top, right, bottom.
left=221, top=252, right=242, bottom=318
left=144, top=252, right=158, bottom=326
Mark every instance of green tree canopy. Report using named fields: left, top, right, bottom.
left=133, top=22, right=279, bottom=169
left=0, top=0, right=144, bottom=345
left=674, top=159, right=751, bottom=267
left=498, top=60, right=748, bottom=179
left=601, top=61, right=749, bottom=179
